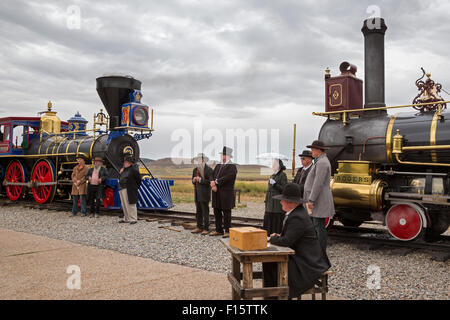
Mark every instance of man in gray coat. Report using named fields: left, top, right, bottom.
left=303, top=140, right=335, bottom=251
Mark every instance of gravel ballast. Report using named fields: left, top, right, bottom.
left=0, top=205, right=448, bottom=300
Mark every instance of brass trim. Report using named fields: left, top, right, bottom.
left=329, top=84, right=343, bottom=107
left=51, top=137, right=59, bottom=155
left=56, top=137, right=68, bottom=174
left=89, top=137, right=97, bottom=160
left=76, top=136, right=90, bottom=160
left=56, top=137, right=68, bottom=155
left=313, top=100, right=450, bottom=116
left=430, top=111, right=439, bottom=162
left=331, top=178, right=387, bottom=211
left=111, top=126, right=154, bottom=132
left=65, top=140, right=74, bottom=162
left=45, top=139, right=54, bottom=155
left=402, top=145, right=450, bottom=151
left=37, top=138, right=45, bottom=154
left=0, top=152, right=88, bottom=158
left=385, top=113, right=398, bottom=163
left=395, top=153, right=450, bottom=167
left=151, top=109, right=154, bottom=131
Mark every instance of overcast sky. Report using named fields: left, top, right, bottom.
left=1, top=0, right=449, bottom=164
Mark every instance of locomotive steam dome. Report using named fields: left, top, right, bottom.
left=40, top=101, right=61, bottom=134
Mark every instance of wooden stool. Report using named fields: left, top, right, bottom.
left=221, top=239, right=295, bottom=300
left=299, top=271, right=333, bottom=300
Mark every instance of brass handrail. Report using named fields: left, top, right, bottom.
left=395, top=154, right=450, bottom=167
left=312, top=100, right=450, bottom=117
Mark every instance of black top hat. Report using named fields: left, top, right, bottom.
left=272, top=183, right=304, bottom=203
left=298, top=150, right=313, bottom=158
left=219, top=146, right=233, bottom=157
left=93, top=157, right=104, bottom=162
left=306, top=140, right=330, bottom=150
left=76, top=154, right=86, bottom=160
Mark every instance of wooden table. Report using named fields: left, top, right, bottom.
left=221, top=238, right=295, bottom=300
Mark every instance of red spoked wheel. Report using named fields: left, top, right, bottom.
left=386, top=203, right=425, bottom=241
left=5, top=160, right=26, bottom=201
left=31, top=159, right=56, bottom=204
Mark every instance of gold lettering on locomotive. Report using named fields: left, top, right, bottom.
left=123, top=146, right=134, bottom=155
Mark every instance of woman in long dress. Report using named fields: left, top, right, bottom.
left=263, top=159, right=288, bottom=234
left=262, top=158, right=288, bottom=294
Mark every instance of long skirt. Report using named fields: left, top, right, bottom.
left=263, top=211, right=284, bottom=235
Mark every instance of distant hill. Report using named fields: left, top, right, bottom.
left=140, top=157, right=276, bottom=180
left=143, top=157, right=270, bottom=168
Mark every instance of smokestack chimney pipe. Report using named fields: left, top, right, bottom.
left=96, top=75, right=142, bottom=129
left=361, top=18, right=387, bottom=112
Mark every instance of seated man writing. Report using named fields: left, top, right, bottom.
left=269, top=183, right=331, bottom=298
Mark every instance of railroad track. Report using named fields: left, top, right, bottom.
left=1, top=198, right=449, bottom=259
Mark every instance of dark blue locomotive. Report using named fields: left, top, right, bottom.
left=0, top=75, right=173, bottom=210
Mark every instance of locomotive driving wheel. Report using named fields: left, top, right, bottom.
left=386, top=203, right=425, bottom=241
left=31, top=159, right=57, bottom=204
left=5, top=160, right=26, bottom=201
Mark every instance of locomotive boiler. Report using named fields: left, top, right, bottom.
left=0, top=75, right=173, bottom=210
left=314, top=18, right=450, bottom=240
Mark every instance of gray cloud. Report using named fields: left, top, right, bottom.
left=1, top=0, right=450, bottom=162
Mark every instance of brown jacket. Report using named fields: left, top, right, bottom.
left=72, top=164, right=88, bottom=195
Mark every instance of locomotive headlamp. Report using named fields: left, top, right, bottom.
left=132, top=107, right=149, bottom=126
left=120, top=90, right=150, bottom=129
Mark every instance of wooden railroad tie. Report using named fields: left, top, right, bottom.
left=158, top=225, right=181, bottom=232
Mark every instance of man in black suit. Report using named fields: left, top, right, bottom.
left=191, top=153, right=214, bottom=235
left=269, top=183, right=331, bottom=298
left=293, top=150, right=313, bottom=196
left=209, top=146, right=237, bottom=238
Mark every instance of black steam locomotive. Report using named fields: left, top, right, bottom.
left=0, top=76, right=173, bottom=210
left=315, top=18, right=449, bottom=241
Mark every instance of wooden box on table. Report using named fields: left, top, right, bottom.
left=229, top=227, right=267, bottom=251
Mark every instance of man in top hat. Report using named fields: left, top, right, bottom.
left=268, top=183, right=331, bottom=298
left=118, top=155, right=142, bottom=224
left=191, top=153, right=214, bottom=235
left=293, top=150, right=314, bottom=196
left=71, top=154, right=89, bottom=217
left=86, top=157, right=108, bottom=218
left=209, top=146, right=237, bottom=238
left=303, top=140, right=335, bottom=251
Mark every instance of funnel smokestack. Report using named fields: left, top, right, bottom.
left=96, top=75, right=142, bottom=128
left=361, top=18, right=387, bottom=113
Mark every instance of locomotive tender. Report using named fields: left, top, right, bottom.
left=0, top=75, right=173, bottom=210
left=316, top=18, right=450, bottom=240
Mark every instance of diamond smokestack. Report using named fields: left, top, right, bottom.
left=96, top=75, right=142, bottom=129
